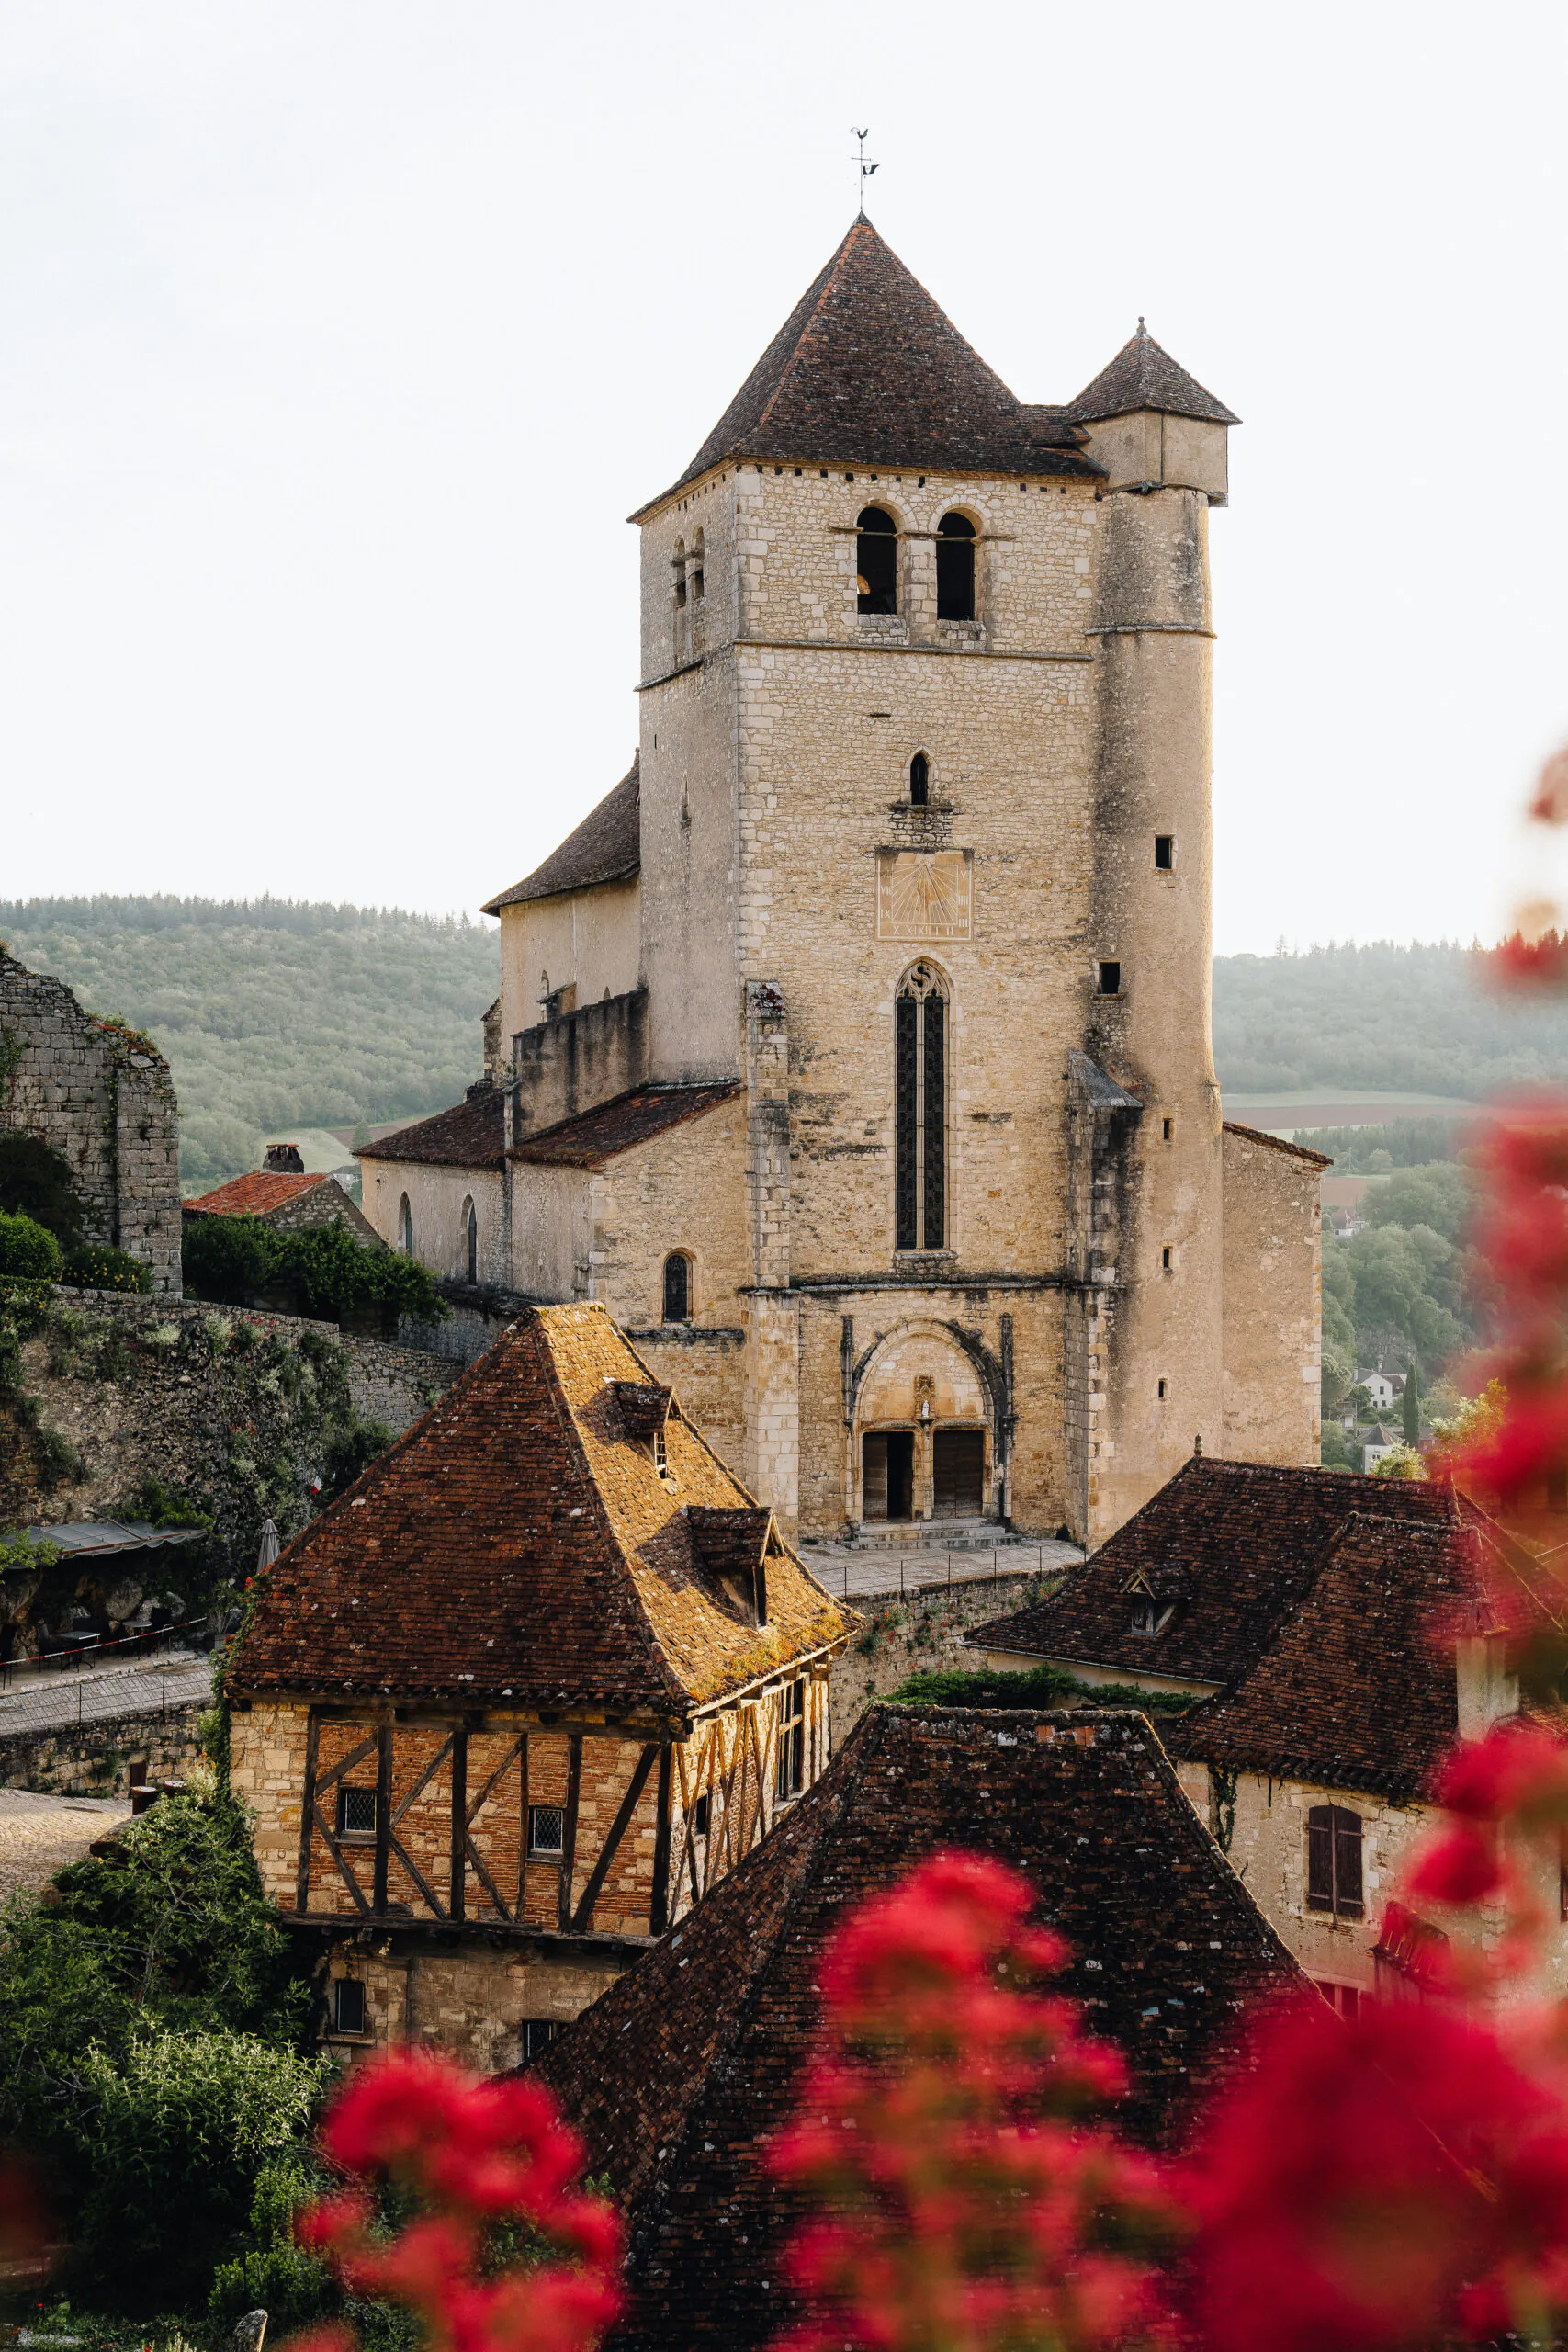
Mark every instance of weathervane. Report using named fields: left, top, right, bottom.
left=852, top=126, right=878, bottom=216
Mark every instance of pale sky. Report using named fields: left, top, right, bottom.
left=4, top=0, right=1565, bottom=954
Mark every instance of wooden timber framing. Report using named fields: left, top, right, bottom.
left=276, top=1644, right=840, bottom=1948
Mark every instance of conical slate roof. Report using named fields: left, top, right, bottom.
left=637, top=219, right=1100, bottom=513
left=1063, top=320, right=1239, bottom=425
left=537, top=1703, right=1301, bottom=2350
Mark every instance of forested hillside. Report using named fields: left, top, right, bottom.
left=1213, top=939, right=1568, bottom=1097
left=6, top=910, right=1567, bottom=1193
left=0, top=897, right=499, bottom=1185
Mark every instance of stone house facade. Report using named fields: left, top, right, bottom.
left=973, top=1460, right=1562, bottom=2010
left=0, top=950, right=181, bottom=1295
left=226, top=1302, right=852, bottom=2068
left=358, top=220, right=1325, bottom=1549
left=183, top=1166, right=385, bottom=1248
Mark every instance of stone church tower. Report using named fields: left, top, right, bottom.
left=360, top=220, right=1324, bottom=1545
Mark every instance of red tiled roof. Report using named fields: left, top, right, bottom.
left=1063, top=321, right=1239, bottom=427
left=482, top=760, right=640, bottom=914
left=1170, top=1514, right=1477, bottom=1800
left=635, top=220, right=1102, bottom=517
left=183, top=1170, right=333, bottom=1218
left=356, top=1086, right=506, bottom=1170
left=1223, top=1121, right=1333, bottom=1168
left=227, top=1304, right=851, bottom=1713
left=538, top=1705, right=1302, bottom=2349
left=509, top=1083, right=742, bottom=1169
left=971, top=1457, right=1457, bottom=1688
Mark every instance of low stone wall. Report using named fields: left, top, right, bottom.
left=829, top=1570, right=1055, bottom=1746
left=0, top=1701, right=207, bottom=1796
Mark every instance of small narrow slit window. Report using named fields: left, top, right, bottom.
left=333, top=1979, right=367, bottom=2035
left=523, top=2019, right=559, bottom=2061
left=693, top=1792, right=710, bottom=1839
left=1162, top=1117, right=1174, bottom=1142
left=1162, top=1245, right=1173, bottom=1272
left=1157, top=1378, right=1168, bottom=1400
left=1096, top=961, right=1122, bottom=997
left=672, top=538, right=687, bottom=609
left=909, top=752, right=930, bottom=807
left=1155, top=835, right=1175, bottom=871
left=462, top=1196, right=478, bottom=1284
left=691, top=528, right=705, bottom=602
left=528, top=1804, right=565, bottom=1860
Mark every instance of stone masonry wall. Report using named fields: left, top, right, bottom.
left=0, top=952, right=181, bottom=1295
left=0, top=1701, right=206, bottom=1795
left=1221, top=1126, right=1322, bottom=1466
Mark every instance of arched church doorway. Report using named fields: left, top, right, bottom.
left=850, top=1320, right=998, bottom=1527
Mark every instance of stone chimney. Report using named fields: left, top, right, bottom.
left=264, top=1142, right=305, bottom=1173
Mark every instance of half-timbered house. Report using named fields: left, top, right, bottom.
left=226, top=1302, right=854, bottom=2066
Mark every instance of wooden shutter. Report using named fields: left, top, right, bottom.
left=1307, top=1805, right=1335, bottom=1910
left=863, top=1432, right=890, bottom=1521
left=932, top=1429, right=985, bottom=1519
left=1333, top=1807, right=1364, bottom=1917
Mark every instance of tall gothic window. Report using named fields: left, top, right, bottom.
left=895, top=962, right=947, bottom=1250
left=856, top=507, right=897, bottom=615
left=461, top=1196, right=478, bottom=1283
left=398, top=1194, right=413, bottom=1257
left=936, top=512, right=976, bottom=620
left=909, top=751, right=930, bottom=806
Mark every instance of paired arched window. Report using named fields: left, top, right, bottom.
left=398, top=1194, right=413, bottom=1257
left=895, top=962, right=947, bottom=1251
left=672, top=538, right=687, bottom=610
left=662, top=1251, right=692, bottom=1323
left=856, top=506, right=897, bottom=616
left=461, top=1196, right=478, bottom=1284
left=909, top=752, right=930, bottom=807
left=936, top=512, right=976, bottom=621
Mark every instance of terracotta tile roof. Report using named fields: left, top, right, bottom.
left=227, top=1304, right=851, bottom=1713
left=1222, top=1120, right=1333, bottom=1168
left=971, top=1457, right=1458, bottom=1688
left=1171, top=1515, right=1477, bottom=1800
left=183, top=1170, right=333, bottom=1218
left=636, top=220, right=1103, bottom=516
left=536, top=1705, right=1302, bottom=2349
left=1062, top=321, right=1239, bottom=427
left=356, top=1085, right=505, bottom=1170
left=481, top=759, right=639, bottom=914
left=508, top=1083, right=742, bottom=1169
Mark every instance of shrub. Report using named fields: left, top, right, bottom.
left=883, top=1663, right=1200, bottom=1714
left=183, top=1212, right=446, bottom=1330
left=0, top=1131, right=84, bottom=1247
left=0, top=1209, right=61, bottom=1281
left=61, top=1242, right=152, bottom=1294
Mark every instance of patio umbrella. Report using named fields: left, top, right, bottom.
left=256, top=1518, right=280, bottom=1573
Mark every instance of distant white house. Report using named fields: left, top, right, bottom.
left=1357, top=1370, right=1405, bottom=1412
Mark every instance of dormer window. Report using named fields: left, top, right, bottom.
left=1129, top=1599, right=1174, bottom=1637
left=856, top=506, right=898, bottom=616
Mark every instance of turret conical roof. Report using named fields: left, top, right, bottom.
left=636, top=219, right=1100, bottom=514
left=1063, top=320, right=1238, bottom=426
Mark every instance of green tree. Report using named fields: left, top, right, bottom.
left=1403, top=1359, right=1422, bottom=1446
left=1365, top=1161, right=1472, bottom=1246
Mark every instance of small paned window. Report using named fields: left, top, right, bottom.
left=523, top=2019, right=559, bottom=2061
left=776, top=1679, right=806, bottom=1800
left=856, top=506, right=897, bottom=615
left=1096, top=961, right=1122, bottom=997
left=936, top=513, right=976, bottom=621
left=1155, top=835, right=1175, bottom=871
left=693, top=1792, right=710, bottom=1839
left=662, top=1251, right=691, bottom=1324
left=909, top=752, right=930, bottom=807
left=1315, top=1980, right=1361, bottom=2021
left=895, top=962, right=947, bottom=1251
left=336, top=1786, right=378, bottom=1840
left=333, top=1979, right=367, bottom=2035
left=528, top=1804, right=565, bottom=1859
left=1307, top=1804, right=1364, bottom=1918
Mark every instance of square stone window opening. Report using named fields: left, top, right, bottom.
left=1155, top=834, right=1175, bottom=871
left=1096, top=961, right=1122, bottom=997
left=333, top=1978, right=367, bottom=2036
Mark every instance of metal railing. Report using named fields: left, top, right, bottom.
left=0, top=1614, right=211, bottom=1692
left=839, top=1543, right=1075, bottom=1602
